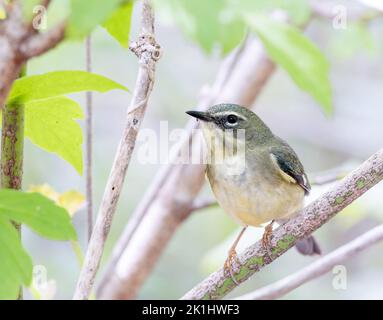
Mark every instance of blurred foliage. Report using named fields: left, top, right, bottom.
left=0, top=217, right=33, bottom=300
left=103, top=1, right=134, bottom=48
left=0, top=190, right=77, bottom=299
left=67, top=0, right=123, bottom=39
left=29, top=184, right=85, bottom=218
left=154, top=0, right=332, bottom=114
left=330, top=22, right=376, bottom=59
left=246, top=14, right=332, bottom=114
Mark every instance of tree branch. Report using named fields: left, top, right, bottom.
left=19, top=21, right=66, bottom=59
left=97, top=35, right=277, bottom=299
left=181, top=149, right=383, bottom=300
left=73, top=0, right=161, bottom=300
left=0, top=1, right=66, bottom=108
left=234, top=223, right=383, bottom=300
left=1, top=65, right=26, bottom=299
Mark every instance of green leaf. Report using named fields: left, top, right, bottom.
left=0, top=217, right=33, bottom=300
left=25, top=96, right=84, bottom=175
left=7, top=70, right=128, bottom=105
left=103, top=1, right=134, bottom=48
left=154, top=0, right=246, bottom=55
left=67, top=0, right=123, bottom=39
left=246, top=15, right=333, bottom=115
left=0, top=189, right=77, bottom=241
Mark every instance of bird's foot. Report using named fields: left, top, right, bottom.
left=224, top=248, right=241, bottom=285
left=262, top=220, right=274, bottom=258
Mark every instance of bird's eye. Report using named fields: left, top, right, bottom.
left=226, top=114, right=238, bottom=126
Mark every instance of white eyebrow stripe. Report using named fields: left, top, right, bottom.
left=214, top=111, right=247, bottom=121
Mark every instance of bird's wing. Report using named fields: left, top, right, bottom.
left=270, top=145, right=311, bottom=195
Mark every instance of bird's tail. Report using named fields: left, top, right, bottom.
left=295, top=235, right=321, bottom=256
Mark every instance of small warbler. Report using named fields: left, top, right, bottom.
left=186, top=103, right=320, bottom=277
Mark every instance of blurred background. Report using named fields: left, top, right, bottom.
left=21, top=0, right=383, bottom=299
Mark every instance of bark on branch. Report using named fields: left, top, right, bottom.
left=73, top=0, right=160, bottom=300
left=181, top=149, right=383, bottom=300
left=0, top=1, right=65, bottom=108
left=234, top=223, right=383, bottom=300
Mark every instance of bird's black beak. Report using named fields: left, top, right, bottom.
left=186, top=110, right=213, bottom=122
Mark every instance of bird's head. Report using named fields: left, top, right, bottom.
left=186, top=103, right=273, bottom=148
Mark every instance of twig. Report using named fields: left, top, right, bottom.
left=191, top=197, right=218, bottom=212
left=181, top=149, right=383, bottom=300
left=85, top=35, right=93, bottom=243
left=73, top=0, right=161, bottom=300
left=97, top=36, right=277, bottom=299
left=234, top=223, right=383, bottom=300
left=309, top=165, right=351, bottom=186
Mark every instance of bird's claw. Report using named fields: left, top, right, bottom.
left=224, top=249, right=240, bottom=285
left=262, top=222, right=274, bottom=258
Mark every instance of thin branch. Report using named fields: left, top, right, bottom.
left=191, top=197, right=218, bottom=212
left=85, top=35, right=93, bottom=243
left=97, top=36, right=277, bottom=300
left=234, top=223, right=383, bottom=300
left=181, top=149, right=383, bottom=300
left=73, top=0, right=160, bottom=300
left=309, top=165, right=351, bottom=186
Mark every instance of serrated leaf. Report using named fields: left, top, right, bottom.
left=25, top=96, right=84, bottom=174
left=29, top=184, right=85, bottom=217
left=246, top=15, right=333, bottom=115
left=7, top=70, right=128, bottom=105
left=67, top=0, right=123, bottom=39
left=103, top=1, right=133, bottom=48
left=0, top=217, right=33, bottom=300
left=0, top=189, right=77, bottom=241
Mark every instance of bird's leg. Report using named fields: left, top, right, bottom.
left=224, top=226, right=247, bottom=284
left=262, top=220, right=275, bottom=257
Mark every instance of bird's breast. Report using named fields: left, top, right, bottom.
left=206, top=159, right=304, bottom=227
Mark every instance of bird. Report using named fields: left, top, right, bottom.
left=186, top=103, right=320, bottom=279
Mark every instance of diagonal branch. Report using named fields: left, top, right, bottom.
left=73, top=0, right=161, bottom=300
left=234, top=223, right=383, bottom=300
left=181, top=149, right=383, bottom=300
